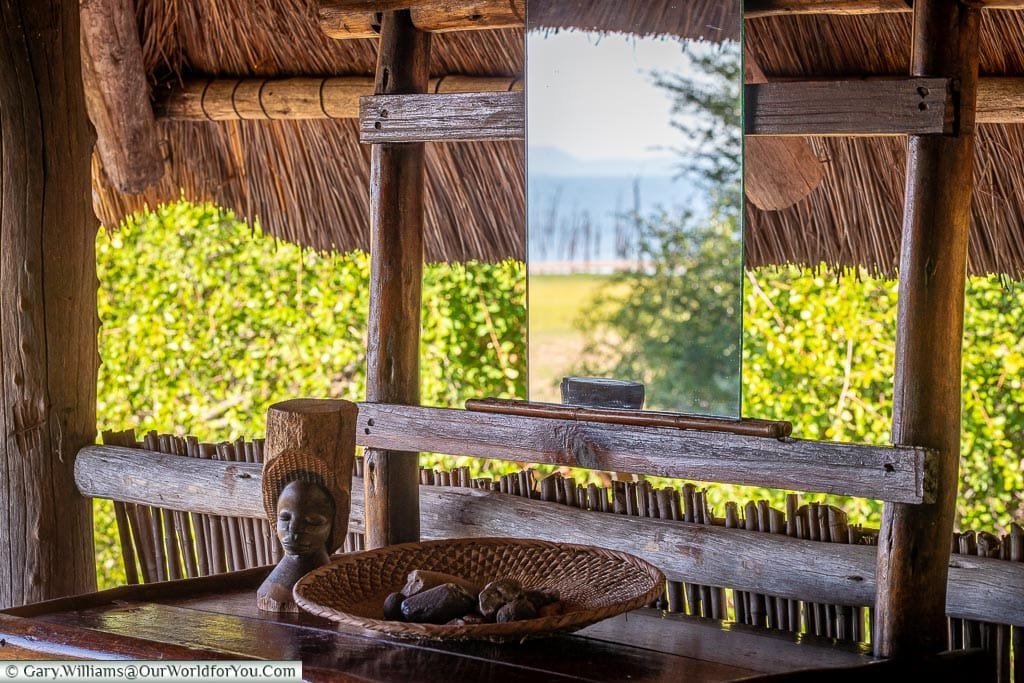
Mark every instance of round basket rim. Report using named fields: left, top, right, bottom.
left=292, top=536, right=666, bottom=641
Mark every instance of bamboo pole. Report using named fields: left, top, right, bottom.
left=363, top=9, right=430, bottom=549
left=157, top=76, right=521, bottom=121
left=874, top=0, right=981, bottom=658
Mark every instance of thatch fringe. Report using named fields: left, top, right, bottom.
left=88, top=1, right=1024, bottom=273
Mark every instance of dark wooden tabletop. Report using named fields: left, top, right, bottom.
left=1, top=569, right=871, bottom=682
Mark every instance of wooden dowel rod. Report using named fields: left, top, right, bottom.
left=466, top=398, right=792, bottom=438
left=363, top=9, right=430, bottom=549
left=874, top=0, right=981, bottom=659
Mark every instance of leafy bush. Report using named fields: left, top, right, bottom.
left=94, top=201, right=1023, bottom=589
left=95, top=201, right=525, bottom=587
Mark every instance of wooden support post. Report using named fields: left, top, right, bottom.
left=874, top=0, right=981, bottom=658
left=0, top=0, right=98, bottom=607
left=363, top=10, right=430, bottom=549
left=80, top=0, right=164, bottom=193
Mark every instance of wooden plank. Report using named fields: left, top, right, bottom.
left=359, top=91, right=524, bottom=143
left=0, top=0, right=98, bottom=609
left=745, top=0, right=1024, bottom=17
left=582, top=609, right=870, bottom=674
left=319, top=0, right=525, bottom=39
left=51, top=600, right=749, bottom=682
left=875, top=0, right=982, bottom=658
left=80, top=0, right=163, bottom=193
left=363, top=10, right=429, bottom=549
left=322, top=0, right=1023, bottom=35
left=745, top=78, right=952, bottom=136
left=356, top=404, right=932, bottom=503
left=977, top=78, right=1024, bottom=124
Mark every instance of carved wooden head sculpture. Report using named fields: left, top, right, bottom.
left=262, top=448, right=348, bottom=555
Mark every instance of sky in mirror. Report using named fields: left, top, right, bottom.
left=526, top=26, right=742, bottom=416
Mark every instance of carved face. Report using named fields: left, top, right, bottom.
left=275, top=480, right=333, bottom=557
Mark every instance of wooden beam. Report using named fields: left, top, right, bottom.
left=80, top=0, right=163, bottom=193
left=0, top=0, right=98, bottom=609
left=359, top=91, right=524, bottom=143
left=874, top=0, right=981, bottom=659
left=156, top=76, right=521, bottom=121
left=355, top=404, right=932, bottom=503
left=744, top=0, right=1024, bottom=18
left=745, top=78, right=952, bottom=136
left=977, top=78, right=1024, bottom=124
left=320, top=0, right=1024, bottom=35
left=319, top=0, right=525, bottom=39
left=363, top=10, right=430, bottom=549
left=155, top=76, right=1024, bottom=130
left=72, top=445, right=1024, bottom=626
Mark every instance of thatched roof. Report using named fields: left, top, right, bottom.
left=745, top=11, right=1024, bottom=277
left=93, top=3, right=1024, bottom=275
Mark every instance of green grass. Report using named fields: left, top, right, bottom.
left=528, top=274, right=611, bottom=402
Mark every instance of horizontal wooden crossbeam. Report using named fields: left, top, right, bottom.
left=745, top=78, right=954, bottom=136
left=745, top=0, right=1024, bottom=18
left=355, top=403, right=932, bottom=503
left=317, top=0, right=1024, bottom=38
left=157, top=77, right=1024, bottom=132
left=359, top=92, right=524, bottom=142
left=156, top=76, right=521, bottom=121
left=319, top=0, right=524, bottom=39
left=73, top=445, right=1024, bottom=625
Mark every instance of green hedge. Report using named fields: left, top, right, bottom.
left=93, top=201, right=1023, bottom=588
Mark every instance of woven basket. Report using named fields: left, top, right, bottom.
left=292, top=537, right=665, bottom=641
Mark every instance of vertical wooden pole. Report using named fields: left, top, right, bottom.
left=363, top=10, right=430, bottom=549
left=0, top=0, right=98, bottom=607
left=874, top=0, right=980, bottom=658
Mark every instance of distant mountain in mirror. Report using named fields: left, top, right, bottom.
left=527, top=146, right=711, bottom=266
left=528, top=146, right=683, bottom=178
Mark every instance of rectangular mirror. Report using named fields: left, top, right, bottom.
left=526, top=0, right=744, bottom=416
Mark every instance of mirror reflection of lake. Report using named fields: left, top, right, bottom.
left=526, top=13, right=742, bottom=417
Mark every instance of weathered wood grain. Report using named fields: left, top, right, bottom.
left=72, top=446, right=1024, bottom=626
left=744, top=49, right=826, bottom=211
left=319, top=0, right=525, bottom=38
left=156, top=76, right=521, bottom=121
left=745, top=78, right=953, bottom=137
left=356, top=404, right=932, bottom=503
left=977, top=78, right=1024, bottom=124
left=466, top=398, right=793, bottom=438
left=359, top=91, right=524, bottom=143
left=363, top=10, right=430, bottom=549
left=745, top=0, right=1024, bottom=17
left=80, top=0, right=163, bottom=193
left=875, top=0, right=982, bottom=658
left=0, top=0, right=98, bottom=609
